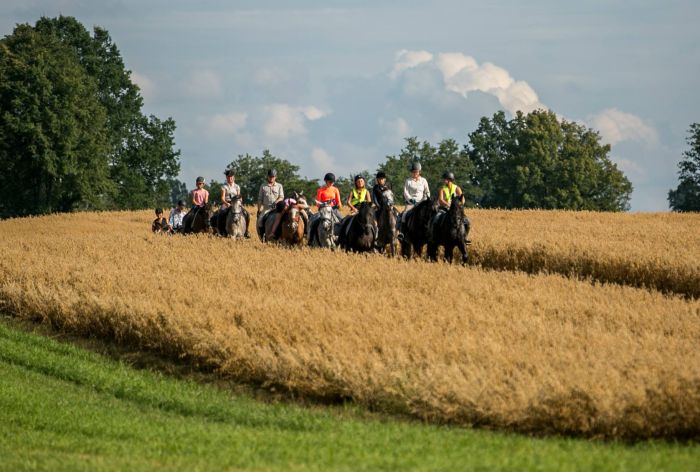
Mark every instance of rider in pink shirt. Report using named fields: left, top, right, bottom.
left=191, top=176, right=209, bottom=208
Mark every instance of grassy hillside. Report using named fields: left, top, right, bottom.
left=2, top=319, right=699, bottom=471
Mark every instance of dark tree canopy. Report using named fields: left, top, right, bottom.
left=0, top=16, right=180, bottom=217
left=668, top=123, right=700, bottom=212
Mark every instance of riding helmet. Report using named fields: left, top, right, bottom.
left=224, top=169, right=234, bottom=177
left=324, top=172, right=336, bottom=183
left=177, top=199, right=186, bottom=207
left=267, top=169, right=277, bottom=178
left=410, top=161, right=421, bottom=172
left=196, top=176, right=205, bottom=184
left=354, top=174, right=364, bottom=182
left=442, top=171, right=455, bottom=181
left=376, top=171, right=386, bottom=179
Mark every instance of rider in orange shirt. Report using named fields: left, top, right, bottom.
left=315, top=173, right=342, bottom=220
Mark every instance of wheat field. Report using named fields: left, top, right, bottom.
left=1, top=209, right=699, bottom=439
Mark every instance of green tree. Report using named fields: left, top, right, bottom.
left=379, top=137, right=478, bottom=205
left=225, top=150, right=318, bottom=205
left=167, top=178, right=189, bottom=207
left=33, top=16, right=180, bottom=210
left=0, top=24, right=110, bottom=217
left=466, top=109, right=632, bottom=211
left=668, top=123, right=700, bottom=212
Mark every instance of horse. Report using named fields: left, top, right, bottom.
left=308, top=200, right=338, bottom=249
left=400, top=198, right=436, bottom=259
left=263, top=192, right=308, bottom=246
left=375, top=187, right=398, bottom=256
left=338, top=201, right=377, bottom=253
left=182, top=204, right=212, bottom=234
left=224, top=196, right=246, bottom=239
left=427, top=195, right=470, bottom=264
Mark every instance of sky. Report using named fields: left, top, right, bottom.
left=2, top=0, right=699, bottom=211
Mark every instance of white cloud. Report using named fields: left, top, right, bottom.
left=131, top=71, right=155, bottom=101
left=393, top=50, right=545, bottom=115
left=390, top=49, right=433, bottom=79
left=203, top=112, right=248, bottom=137
left=263, top=104, right=327, bottom=139
left=310, top=147, right=336, bottom=169
left=183, top=69, right=223, bottom=98
left=380, top=117, right=411, bottom=146
left=613, top=157, right=645, bottom=177
left=589, top=108, right=659, bottom=146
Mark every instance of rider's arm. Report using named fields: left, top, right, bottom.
left=346, top=192, right=356, bottom=212
left=275, top=184, right=284, bottom=204
left=256, top=185, right=264, bottom=213
left=423, top=178, right=430, bottom=200
left=403, top=180, right=411, bottom=202
left=334, top=188, right=342, bottom=208
left=221, top=188, right=228, bottom=206
left=365, top=190, right=372, bottom=203
left=203, top=190, right=209, bottom=204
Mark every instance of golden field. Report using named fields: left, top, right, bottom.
left=1, top=209, right=699, bottom=439
left=465, top=209, right=700, bottom=298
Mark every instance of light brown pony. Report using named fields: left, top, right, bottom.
left=264, top=204, right=306, bottom=246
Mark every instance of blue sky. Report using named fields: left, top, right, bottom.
left=2, top=0, right=699, bottom=210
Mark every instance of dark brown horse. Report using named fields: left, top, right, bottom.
left=338, top=202, right=377, bottom=253
left=182, top=204, right=212, bottom=234
left=400, top=198, right=436, bottom=259
left=427, top=195, right=470, bottom=264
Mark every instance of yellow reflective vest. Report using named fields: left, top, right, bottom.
left=351, top=188, right=368, bottom=206
left=441, top=183, right=457, bottom=205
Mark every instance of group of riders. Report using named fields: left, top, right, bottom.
left=153, top=161, right=470, bottom=250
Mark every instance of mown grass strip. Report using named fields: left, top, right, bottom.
left=1, top=319, right=699, bottom=471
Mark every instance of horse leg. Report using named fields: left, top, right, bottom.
left=427, top=242, right=438, bottom=262
left=457, top=240, right=468, bottom=265
left=444, top=243, right=454, bottom=264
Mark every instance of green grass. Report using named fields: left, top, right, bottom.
left=1, top=320, right=698, bottom=471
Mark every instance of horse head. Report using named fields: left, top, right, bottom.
left=380, top=187, right=395, bottom=209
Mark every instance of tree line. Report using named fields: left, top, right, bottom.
left=2, top=16, right=697, bottom=217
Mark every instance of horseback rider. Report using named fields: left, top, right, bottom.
left=431, top=171, right=471, bottom=243
left=168, top=199, right=187, bottom=233
left=371, top=171, right=387, bottom=207
left=269, top=195, right=302, bottom=240
left=437, top=171, right=462, bottom=210
left=347, top=174, right=371, bottom=214
left=220, top=170, right=251, bottom=238
left=256, top=169, right=284, bottom=239
left=315, top=172, right=343, bottom=220
left=191, top=176, right=209, bottom=209
left=398, top=162, right=430, bottom=240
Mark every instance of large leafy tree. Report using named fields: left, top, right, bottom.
left=467, top=109, right=632, bottom=211
left=668, top=123, right=700, bottom=212
left=225, top=150, right=318, bottom=205
left=0, top=16, right=180, bottom=217
left=34, top=16, right=180, bottom=209
left=0, top=25, right=110, bottom=217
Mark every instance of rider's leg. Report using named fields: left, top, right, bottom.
left=270, top=211, right=283, bottom=239
left=242, top=208, right=251, bottom=238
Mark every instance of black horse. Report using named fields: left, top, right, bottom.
left=400, top=198, right=436, bottom=259
left=182, top=204, right=212, bottom=234
left=338, top=201, right=377, bottom=253
left=427, top=195, right=470, bottom=264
